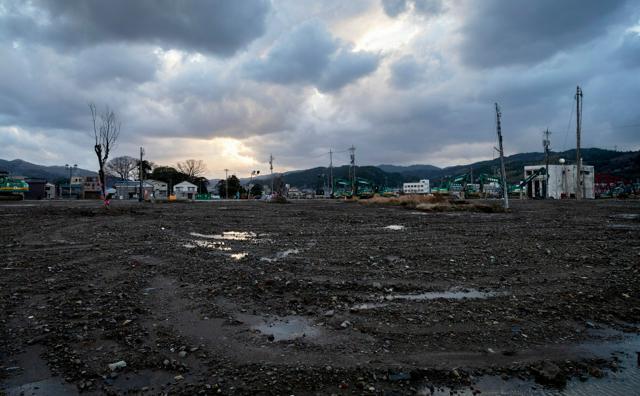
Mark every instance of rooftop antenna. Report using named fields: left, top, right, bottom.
left=495, top=103, right=509, bottom=209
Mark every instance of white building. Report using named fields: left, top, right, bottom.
left=403, top=179, right=430, bottom=194
left=147, top=179, right=168, bottom=199
left=523, top=161, right=594, bottom=199
left=173, top=181, right=197, bottom=200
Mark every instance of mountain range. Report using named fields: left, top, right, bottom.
left=0, top=159, right=96, bottom=181
left=3, top=148, right=639, bottom=188
left=237, top=148, right=640, bottom=189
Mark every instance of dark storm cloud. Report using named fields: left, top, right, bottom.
left=70, top=44, right=160, bottom=86
left=243, top=21, right=380, bottom=91
left=617, top=32, right=640, bottom=69
left=381, top=0, right=408, bottom=17
left=459, top=0, right=630, bottom=68
left=389, top=55, right=422, bottom=89
left=317, top=49, right=380, bottom=91
left=1, top=0, right=270, bottom=56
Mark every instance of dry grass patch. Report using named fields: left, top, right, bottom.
left=361, top=194, right=508, bottom=213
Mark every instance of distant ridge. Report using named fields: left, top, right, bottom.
left=236, top=148, right=640, bottom=189
left=0, top=159, right=96, bottom=181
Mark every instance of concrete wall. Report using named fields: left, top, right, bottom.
left=524, top=164, right=594, bottom=199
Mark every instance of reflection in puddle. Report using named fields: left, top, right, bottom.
left=418, top=329, right=640, bottom=395
left=607, top=224, right=640, bottom=230
left=230, top=252, right=248, bottom=260
left=189, top=231, right=257, bottom=240
left=184, top=240, right=231, bottom=251
left=4, top=378, right=78, bottom=396
left=351, top=302, right=388, bottom=310
left=260, top=248, right=300, bottom=262
left=385, top=225, right=405, bottom=230
left=609, top=213, right=640, bottom=220
left=251, top=316, right=319, bottom=341
left=385, top=288, right=502, bottom=301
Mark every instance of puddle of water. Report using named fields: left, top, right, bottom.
left=418, top=328, right=640, bottom=396
left=385, top=288, right=502, bottom=301
left=239, top=315, right=319, bottom=341
left=229, top=252, right=248, bottom=260
left=185, top=240, right=231, bottom=251
left=189, top=231, right=256, bottom=240
left=4, top=378, right=78, bottom=396
left=609, top=213, right=640, bottom=220
left=260, top=248, right=300, bottom=262
left=607, top=224, right=640, bottom=230
left=385, top=225, right=405, bottom=230
left=351, top=302, right=388, bottom=310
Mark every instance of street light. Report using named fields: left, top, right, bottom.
left=248, top=170, right=260, bottom=199
left=65, top=164, right=77, bottom=199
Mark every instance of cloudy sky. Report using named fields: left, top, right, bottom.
left=1, top=0, right=639, bottom=178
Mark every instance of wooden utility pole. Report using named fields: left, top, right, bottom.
left=224, top=168, right=229, bottom=199
left=138, top=147, right=144, bottom=202
left=575, top=86, right=583, bottom=200
left=349, top=145, right=356, bottom=196
left=269, top=154, right=274, bottom=195
left=329, top=149, right=333, bottom=197
left=543, top=129, right=551, bottom=198
left=495, top=103, right=509, bottom=209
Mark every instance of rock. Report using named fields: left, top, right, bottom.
left=174, top=374, right=184, bottom=381
left=340, top=320, right=351, bottom=329
left=178, top=351, right=187, bottom=358
left=372, top=282, right=383, bottom=289
left=108, top=360, right=127, bottom=371
left=533, top=361, right=566, bottom=387
left=324, top=310, right=335, bottom=317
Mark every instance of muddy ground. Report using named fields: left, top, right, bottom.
left=0, top=199, right=639, bottom=395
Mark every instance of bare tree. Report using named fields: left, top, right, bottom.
left=90, top=103, right=120, bottom=203
left=177, top=159, right=207, bottom=179
left=106, top=156, right=137, bottom=180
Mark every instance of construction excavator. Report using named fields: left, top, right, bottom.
left=513, top=167, right=546, bottom=196
left=332, top=177, right=375, bottom=198
left=0, top=171, right=29, bottom=200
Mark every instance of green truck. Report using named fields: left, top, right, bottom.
left=0, top=171, right=29, bottom=200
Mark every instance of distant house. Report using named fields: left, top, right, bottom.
left=403, top=179, right=430, bottom=194
left=82, top=176, right=102, bottom=199
left=24, top=178, right=47, bottom=200
left=147, top=179, right=168, bottom=199
left=45, top=182, right=55, bottom=199
left=114, top=180, right=154, bottom=200
left=174, top=181, right=197, bottom=200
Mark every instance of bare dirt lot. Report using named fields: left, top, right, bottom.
left=1, top=199, right=639, bottom=395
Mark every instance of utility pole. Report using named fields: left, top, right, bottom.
left=269, top=154, right=274, bottom=195
left=543, top=129, right=551, bottom=198
left=349, top=145, right=356, bottom=196
left=575, top=86, right=583, bottom=200
left=495, top=103, right=509, bottom=209
left=138, top=146, right=145, bottom=202
left=329, top=149, right=334, bottom=197
left=224, top=168, right=229, bottom=199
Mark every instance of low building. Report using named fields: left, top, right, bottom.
left=114, top=180, right=154, bottom=200
left=82, top=176, right=102, bottom=199
left=523, top=161, right=594, bottom=199
left=24, top=178, right=47, bottom=200
left=147, top=179, right=168, bottom=199
left=45, top=182, right=56, bottom=199
left=403, top=179, right=430, bottom=194
left=174, top=181, right=197, bottom=200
